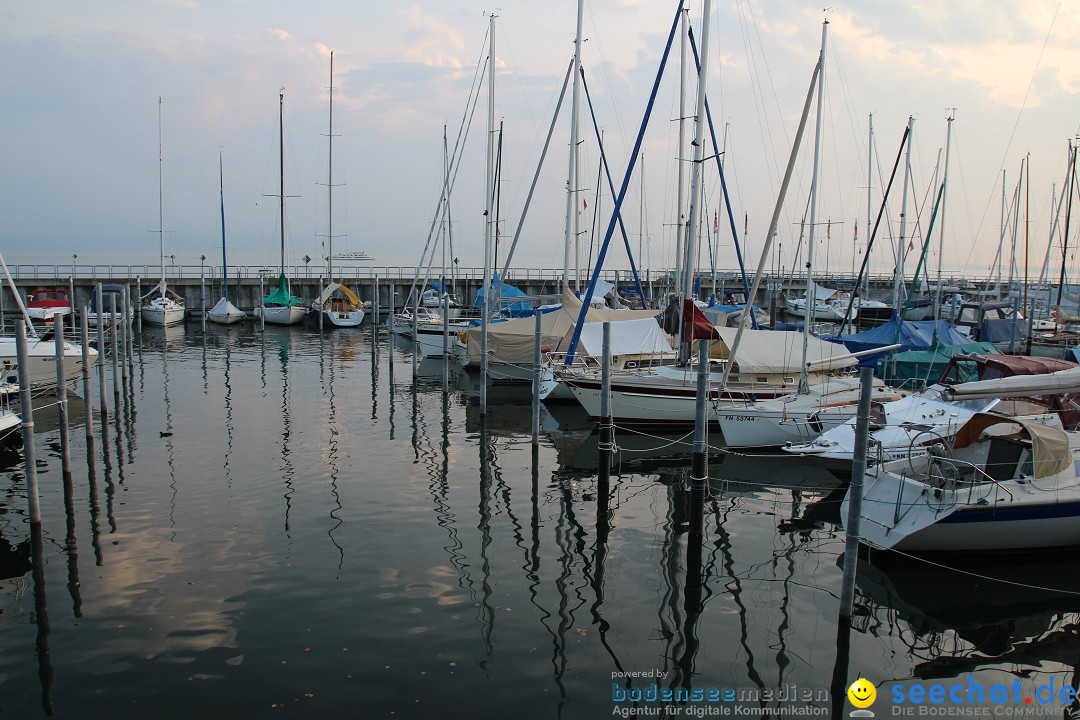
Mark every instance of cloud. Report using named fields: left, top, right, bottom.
left=398, top=6, right=466, bottom=69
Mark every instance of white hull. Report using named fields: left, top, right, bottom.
left=87, top=310, right=134, bottom=327
left=851, top=464, right=1080, bottom=552
left=0, top=336, right=98, bottom=387
left=255, top=305, right=307, bottom=326
left=26, top=307, right=73, bottom=323
left=416, top=321, right=468, bottom=357
left=716, top=379, right=900, bottom=448
left=318, top=307, right=365, bottom=328
left=141, top=306, right=185, bottom=327
left=785, top=298, right=854, bottom=322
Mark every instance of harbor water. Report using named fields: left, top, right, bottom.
left=1, top=322, right=1079, bottom=718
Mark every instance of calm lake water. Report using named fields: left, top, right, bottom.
left=2, top=321, right=1079, bottom=718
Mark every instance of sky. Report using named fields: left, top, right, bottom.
left=2, top=0, right=1078, bottom=285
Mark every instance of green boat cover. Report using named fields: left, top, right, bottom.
left=879, top=342, right=1000, bottom=390
left=263, top=273, right=303, bottom=307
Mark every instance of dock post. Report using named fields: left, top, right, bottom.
left=53, top=314, right=72, bottom=481
left=135, top=277, right=142, bottom=332
left=531, top=310, right=541, bottom=446
left=412, top=293, right=419, bottom=379
left=319, top=276, right=324, bottom=332
left=258, top=275, right=265, bottom=333
left=119, top=287, right=129, bottom=386
left=15, top=321, right=41, bottom=526
left=442, top=295, right=450, bottom=391
left=598, top=322, right=612, bottom=484
left=688, top=337, right=710, bottom=580
left=95, top=284, right=108, bottom=423
left=80, top=310, right=95, bottom=447
left=838, top=363, right=875, bottom=619
left=109, top=295, right=120, bottom=406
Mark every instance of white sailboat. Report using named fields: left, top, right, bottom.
left=207, top=151, right=245, bottom=325
left=255, top=89, right=307, bottom=326
left=141, top=97, right=186, bottom=328
left=312, top=52, right=365, bottom=329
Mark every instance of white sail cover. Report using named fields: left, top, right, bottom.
left=573, top=316, right=674, bottom=357
left=712, top=327, right=856, bottom=374
left=208, top=297, right=244, bottom=321
left=944, top=366, right=1080, bottom=401
left=465, top=287, right=660, bottom=363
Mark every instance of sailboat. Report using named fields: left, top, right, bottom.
left=207, top=151, right=245, bottom=324
left=255, top=89, right=307, bottom=326
left=312, top=52, right=365, bottom=328
left=141, top=97, right=186, bottom=327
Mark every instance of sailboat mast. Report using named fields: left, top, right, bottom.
left=480, top=13, right=496, bottom=415
left=798, top=19, right=828, bottom=394
left=328, top=52, right=334, bottom=281
left=864, top=113, right=873, bottom=302
left=562, top=0, right=585, bottom=292
left=279, top=89, right=286, bottom=277
left=934, top=112, right=953, bottom=323
left=1057, top=141, right=1077, bottom=308
left=892, top=116, right=914, bottom=313
left=219, top=151, right=228, bottom=303
left=158, top=96, right=166, bottom=299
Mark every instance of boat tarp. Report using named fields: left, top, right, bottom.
left=978, top=318, right=1030, bottom=344
left=573, top=316, right=674, bottom=358
left=318, top=282, right=362, bottom=306
left=944, top=365, right=1080, bottom=401
left=828, top=318, right=971, bottom=354
left=474, top=276, right=531, bottom=312
left=807, top=279, right=841, bottom=302
left=465, top=287, right=660, bottom=363
left=884, top=342, right=999, bottom=388
left=709, top=327, right=856, bottom=374
left=208, top=297, right=244, bottom=319
left=264, top=273, right=304, bottom=307
left=952, top=413, right=1071, bottom=479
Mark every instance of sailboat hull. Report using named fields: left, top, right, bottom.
left=256, top=305, right=307, bottom=325
left=319, top=307, right=365, bottom=327
left=207, top=299, right=246, bottom=325
left=141, top=299, right=185, bottom=327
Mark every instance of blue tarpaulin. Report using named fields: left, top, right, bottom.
left=826, top=318, right=971, bottom=354
left=474, top=274, right=533, bottom=315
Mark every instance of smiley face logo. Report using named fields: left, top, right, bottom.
left=847, top=678, right=877, bottom=709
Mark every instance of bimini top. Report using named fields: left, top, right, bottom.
left=952, top=412, right=1071, bottom=479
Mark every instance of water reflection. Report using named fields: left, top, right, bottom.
left=3, top=320, right=1080, bottom=717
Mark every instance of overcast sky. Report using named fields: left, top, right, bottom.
left=2, top=1, right=1077, bottom=284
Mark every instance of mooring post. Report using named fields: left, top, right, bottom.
left=119, top=287, right=129, bottom=385
left=687, top=337, right=710, bottom=582
left=109, top=294, right=120, bottom=405
left=411, top=292, right=419, bottom=379
left=838, top=363, right=875, bottom=619
left=135, top=276, right=142, bottom=333
left=80, top=309, right=95, bottom=446
left=442, top=294, right=450, bottom=391
left=53, top=314, right=73, bottom=481
left=15, top=321, right=41, bottom=526
left=319, top=276, right=325, bottom=332
left=531, top=310, right=542, bottom=446
left=258, top=275, right=265, bottom=333
left=95, top=284, right=107, bottom=423
left=598, top=322, right=613, bottom=484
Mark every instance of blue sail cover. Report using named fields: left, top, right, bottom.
left=826, top=318, right=971, bottom=355
left=474, top=275, right=533, bottom=315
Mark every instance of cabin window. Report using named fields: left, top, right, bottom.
left=784, top=377, right=794, bottom=384
left=756, top=377, right=768, bottom=383
left=958, top=307, right=978, bottom=324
